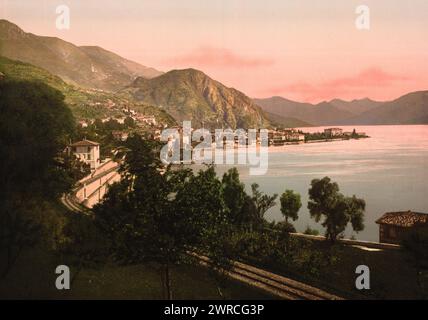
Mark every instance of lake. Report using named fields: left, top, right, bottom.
left=211, top=125, right=428, bottom=241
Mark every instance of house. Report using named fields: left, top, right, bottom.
left=286, top=131, right=305, bottom=142
left=154, top=129, right=162, bottom=140
left=114, top=117, right=126, bottom=124
left=78, top=120, right=88, bottom=128
left=101, top=117, right=126, bottom=125
left=136, top=115, right=157, bottom=126
left=376, top=211, right=428, bottom=244
left=324, top=128, right=343, bottom=137
left=112, top=130, right=129, bottom=141
left=70, top=139, right=100, bottom=170
left=106, top=99, right=116, bottom=108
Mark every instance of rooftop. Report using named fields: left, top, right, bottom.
left=376, top=211, right=428, bottom=227
left=70, top=139, right=100, bottom=147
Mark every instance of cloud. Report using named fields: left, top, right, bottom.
left=266, top=68, right=409, bottom=103
left=164, top=46, right=274, bottom=68
left=326, top=68, right=408, bottom=88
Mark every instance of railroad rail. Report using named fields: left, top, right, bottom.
left=192, top=254, right=342, bottom=300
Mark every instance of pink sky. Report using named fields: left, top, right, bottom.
left=1, top=0, right=428, bottom=103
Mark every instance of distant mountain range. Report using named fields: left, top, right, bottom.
left=255, top=93, right=428, bottom=126
left=254, top=97, right=354, bottom=126
left=122, top=68, right=269, bottom=129
left=329, top=98, right=383, bottom=116
left=1, top=19, right=427, bottom=128
left=0, top=19, right=162, bottom=91
left=340, top=91, right=428, bottom=125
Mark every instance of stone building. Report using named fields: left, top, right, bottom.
left=376, top=210, right=428, bottom=244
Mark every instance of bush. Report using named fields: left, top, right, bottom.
left=304, top=226, right=320, bottom=236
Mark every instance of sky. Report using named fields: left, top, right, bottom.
left=1, top=0, right=427, bottom=103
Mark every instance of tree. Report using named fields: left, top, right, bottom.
left=94, top=136, right=232, bottom=299
left=238, top=195, right=259, bottom=230
left=280, top=190, right=301, bottom=224
left=221, top=168, right=246, bottom=226
left=124, top=116, right=136, bottom=128
left=251, top=183, right=278, bottom=222
left=174, top=165, right=234, bottom=297
left=0, top=80, right=75, bottom=278
left=0, top=80, right=75, bottom=198
left=58, top=151, right=91, bottom=185
left=308, top=177, right=365, bottom=243
left=94, top=135, right=176, bottom=298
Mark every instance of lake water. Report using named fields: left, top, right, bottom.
left=211, top=125, right=428, bottom=241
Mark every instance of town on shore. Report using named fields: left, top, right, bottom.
left=77, top=105, right=368, bottom=148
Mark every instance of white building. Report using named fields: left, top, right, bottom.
left=78, top=120, right=88, bottom=128
left=70, top=139, right=100, bottom=170
left=324, top=128, right=343, bottom=137
left=288, top=132, right=305, bottom=141
left=137, top=115, right=157, bottom=126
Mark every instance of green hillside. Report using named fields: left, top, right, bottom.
left=0, top=56, right=175, bottom=124
left=0, top=19, right=162, bottom=91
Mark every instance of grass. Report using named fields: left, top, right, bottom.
left=240, top=239, right=425, bottom=300
left=0, top=247, right=272, bottom=300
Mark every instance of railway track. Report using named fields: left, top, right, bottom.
left=193, top=254, right=342, bottom=300
left=61, top=160, right=120, bottom=214
left=61, top=192, right=92, bottom=216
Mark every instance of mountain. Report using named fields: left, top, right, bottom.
left=0, top=55, right=175, bottom=124
left=263, top=111, right=313, bottom=128
left=122, top=68, right=270, bottom=129
left=255, top=92, right=428, bottom=126
left=0, top=20, right=268, bottom=128
left=341, top=91, right=428, bottom=125
left=0, top=19, right=162, bottom=91
left=329, top=98, right=382, bottom=115
left=253, top=96, right=354, bottom=126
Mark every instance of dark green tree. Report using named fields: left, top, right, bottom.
left=0, top=80, right=75, bottom=277
left=239, top=195, right=259, bottom=230
left=124, top=116, right=136, bottom=128
left=174, top=165, right=234, bottom=297
left=94, top=136, right=232, bottom=299
left=221, top=168, right=246, bottom=225
left=308, top=177, right=365, bottom=243
left=251, top=183, right=278, bottom=222
left=280, top=189, right=302, bottom=224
